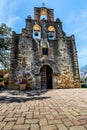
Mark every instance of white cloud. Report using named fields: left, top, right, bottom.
left=0, top=0, right=22, bottom=27
left=80, top=10, right=87, bottom=19
left=65, top=10, right=87, bottom=42
left=6, top=16, right=21, bottom=27
left=65, top=9, right=87, bottom=67
left=0, top=0, right=7, bottom=22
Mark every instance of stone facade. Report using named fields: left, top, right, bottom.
left=9, top=6, right=80, bottom=89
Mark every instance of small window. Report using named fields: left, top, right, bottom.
left=33, top=24, right=41, bottom=39
left=48, top=32, right=55, bottom=40
left=40, top=8, right=47, bottom=20
left=42, top=48, right=48, bottom=55
left=48, top=26, right=56, bottom=40
left=33, top=31, right=41, bottom=39
left=40, top=15, right=47, bottom=20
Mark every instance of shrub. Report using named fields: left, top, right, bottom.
left=0, top=77, right=3, bottom=82
left=81, top=84, right=87, bottom=88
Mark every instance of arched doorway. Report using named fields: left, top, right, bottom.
left=40, top=65, right=53, bottom=89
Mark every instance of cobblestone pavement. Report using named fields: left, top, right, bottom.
left=0, top=88, right=87, bottom=130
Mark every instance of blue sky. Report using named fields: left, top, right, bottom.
left=0, top=0, right=87, bottom=68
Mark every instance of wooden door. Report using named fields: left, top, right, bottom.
left=40, top=65, right=53, bottom=89
left=40, top=65, right=47, bottom=89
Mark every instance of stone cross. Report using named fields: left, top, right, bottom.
left=42, top=3, right=45, bottom=7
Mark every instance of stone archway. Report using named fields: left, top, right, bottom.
left=40, top=65, right=53, bottom=89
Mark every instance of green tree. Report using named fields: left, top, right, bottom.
left=80, top=65, right=87, bottom=83
left=0, top=23, right=12, bottom=70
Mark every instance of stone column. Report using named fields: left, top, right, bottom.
left=71, top=35, right=80, bottom=87
left=9, top=32, right=19, bottom=89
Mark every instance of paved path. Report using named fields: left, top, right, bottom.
left=0, top=88, right=87, bottom=130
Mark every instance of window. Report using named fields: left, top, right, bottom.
left=42, top=48, right=48, bottom=55
left=33, top=24, right=41, bottom=39
left=48, top=26, right=56, bottom=40
left=40, top=15, right=47, bottom=20
left=33, top=31, right=41, bottom=39
left=40, top=8, right=47, bottom=20
left=48, top=32, right=55, bottom=40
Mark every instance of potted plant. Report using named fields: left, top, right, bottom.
left=19, top=78, right=27, bottom=90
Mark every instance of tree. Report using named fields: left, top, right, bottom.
left=0, top=23, right=12, bottom=70
left=80, top=65, right=87, bottom=83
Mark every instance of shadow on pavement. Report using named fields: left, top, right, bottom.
left=0, top=90, right=51, bottom=103
left=0, top=96, right=51, bottom=103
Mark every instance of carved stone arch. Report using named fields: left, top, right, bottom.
left=40, top=8, right=47, bottom=20
left=40, top=8, right=47, bottom=16
left=32, top=60, right=59, bottom=75
left=48, top=26, right=55, bottom=32
left=48, top=26, right=56, bottom=40
left=33, top=24, right=41, bottom=39
left=33, top=24, right=41, bottom=31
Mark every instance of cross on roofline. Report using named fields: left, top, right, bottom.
left=42, top=3, right=45, bottom=7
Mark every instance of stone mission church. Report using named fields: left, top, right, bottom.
left=9, top=6, right=80, bottom=89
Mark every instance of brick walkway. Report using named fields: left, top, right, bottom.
left=0, top=88, right=87, bottom=130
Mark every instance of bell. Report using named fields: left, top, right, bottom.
left=49, top=34, right=54, bottom=38
left=35, top=32, right=38, bottom=36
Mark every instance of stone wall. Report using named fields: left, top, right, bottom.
left=9, top=6, right=80, bottom=89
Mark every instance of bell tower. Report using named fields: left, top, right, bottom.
left=34, top=6, right=54, bottom=21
